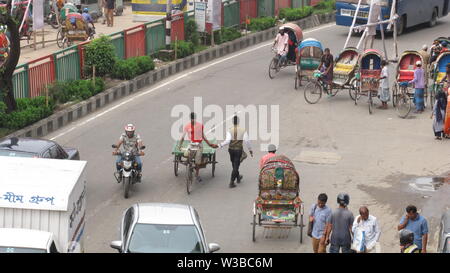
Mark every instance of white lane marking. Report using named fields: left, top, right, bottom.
left=50, top=23, right=336, bottom=141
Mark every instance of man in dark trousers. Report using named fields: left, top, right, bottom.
left=219, top=116, right=253, bottom=188
left=106, top=0, right=115, bottom=27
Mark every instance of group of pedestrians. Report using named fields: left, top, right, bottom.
left=308, top=193, right=429, bottom=253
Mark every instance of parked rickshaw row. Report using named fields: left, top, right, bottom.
left=269, top=24, right=450, bottom=119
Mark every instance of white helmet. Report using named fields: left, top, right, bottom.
left=124, top=124, right=136, bottom=137
left=416, top=61, right=422, bottom=66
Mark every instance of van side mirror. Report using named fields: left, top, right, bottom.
left=208, top=243, right=220, bottom=253
left=110, top=241, right=122, bottom=251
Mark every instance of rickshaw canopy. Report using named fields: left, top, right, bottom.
left=281, top=23, right=303, bottom=42
left=299, top=38, right=323, bottom=51
left=60, top=3, right=79, bottom=20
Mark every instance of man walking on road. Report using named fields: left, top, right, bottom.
left=325, top=193, right=354, bottom=253
left=106, top=0, right=115, bottom=27
left=218, top=116, right=253, bottom=188
left=309, top=193, right=332, bottom=253
left=397, top=205, right=429, bottom=253
left=351, top=206, right=381, bottom=253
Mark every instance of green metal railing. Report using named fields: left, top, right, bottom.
left=145, top=19, right=166, bottom=56
left=12, top=64, right=29, bottom=99
left=110, top=31, right=126, bottom=60
left=54, top=46, right=81, bottom=82
left=257, top=0, right=275, bottom=17
left=223, top=0, right=240, bottom=28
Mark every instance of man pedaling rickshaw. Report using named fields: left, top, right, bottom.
left=82, top=8, right=95, bottom=38
left=178, top=112, right=218, bottom=182
left=272, top=26, right=289, bottom=68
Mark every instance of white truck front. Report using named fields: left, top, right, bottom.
left=0, top=156, right=87, bottom=253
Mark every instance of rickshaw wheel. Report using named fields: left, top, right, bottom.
left=392, top=82, right=398, bottom=107
left=303, top=81, right=322, bottom=104
left=396, top=93, right=412, bottom=119
left=268, top=58, right=278, bottom=79
left=56, top=30, right=65, bottom=48
left=299, top=214, right=304, bottom=244
left=211, top=153, right=216, bottom=177
left=173, top=155, right=179, bottom=176
left=252, top=214, right=256, bottom=242
left=368, top=91, right=374, bottom=114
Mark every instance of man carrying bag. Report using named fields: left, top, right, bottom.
left=308, top=193, right=332, bottom=253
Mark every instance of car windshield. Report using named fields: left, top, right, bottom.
left=0, top=247, right=47, bottom=253
left=128, top=224, right=204, bottom=253
left=0, top=150, right=35, bottom=157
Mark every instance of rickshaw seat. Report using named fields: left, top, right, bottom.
left=398, top=70, right=415, bottom=82
left=437, top=72, right=446, bottom=82
left=300, top=58, right=320, bottom=70
left=334, top=63, right=354, bottom=74
left=361, top=69, right=381, bottom=78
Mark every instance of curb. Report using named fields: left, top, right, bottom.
left=3, top=12, right=336, bottom=140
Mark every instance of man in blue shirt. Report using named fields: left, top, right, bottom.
left=397, top=205, right=429, bottom=253
left=82, top=8, right=95, bottom=38
left=309, top=193, right=332, bottom=253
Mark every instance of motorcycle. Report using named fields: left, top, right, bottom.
left=46, top=8, right=59, bottom=29
left=112, top=145, right=145, bottom=199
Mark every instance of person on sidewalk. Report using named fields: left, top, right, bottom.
left=409, top=61, right=426, bottom=113
left=309, top=193, right=332, bottom=253
left=351, top=206, right=381, bottom=253
left=106, top=0, right=115, bottom=27
left=431, top=90, right=447, bottom=140
left=397, top=205, right=429, bottom=253
left=378, top=60, right=390, bottom=109
left=259, top=144, right=277, bottom=169
left=325, top=193, right=354, bottom=253
left=218, top=116, right=253, bottom=188
left=399, top=229, right=420, bottom=253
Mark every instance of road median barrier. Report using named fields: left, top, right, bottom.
left=3, top=12, right=336, bottom=140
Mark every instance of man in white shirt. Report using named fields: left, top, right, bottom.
left=273, top=27, right=289, bottom=67
left=378, top=60, right=390, bottom=109
left=352, top=206, right=381, bottom=253
left=219, top=116, right=253, bottom=188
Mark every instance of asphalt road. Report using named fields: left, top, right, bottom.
left=48, top=17, right=450, bottom=253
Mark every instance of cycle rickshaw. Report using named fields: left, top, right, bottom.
left=252, top=155, right=304, bottom=243
left=268, top=23, right=303, bottom=79
left=172, top=140, right=217, bottom=194
left=354, top=49, right=384, bottom=114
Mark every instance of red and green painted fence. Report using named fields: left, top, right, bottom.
left=12, top=0, right=322, bottom=99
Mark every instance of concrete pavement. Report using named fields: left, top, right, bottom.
left=47, top=17, right=450, bottom=253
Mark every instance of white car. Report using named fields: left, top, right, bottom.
left=0, top=228, right=60, bottom=253
left=110, top=203, right=220, bottom=253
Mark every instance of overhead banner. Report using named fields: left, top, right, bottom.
left=206, top=0, right=221, bottom=31
left=33, top=0, right=44, bottom=30
left=194, top=2, right=207, bottom=32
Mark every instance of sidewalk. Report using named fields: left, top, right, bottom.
left=18, top=6, right=164, bottom=65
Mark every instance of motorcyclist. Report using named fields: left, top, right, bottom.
left=112, top=124, right=145, bottom=182
left=81, top=7, right=95, bottom=38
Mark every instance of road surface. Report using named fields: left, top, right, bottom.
left=47, top=17, right=450, bottom=253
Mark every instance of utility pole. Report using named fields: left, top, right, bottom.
left=166, top=0, right=172, bottom=49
